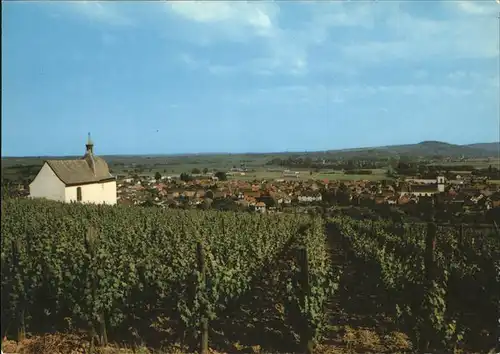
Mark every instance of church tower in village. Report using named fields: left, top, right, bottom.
left=437, top=175, right=445, bottom=193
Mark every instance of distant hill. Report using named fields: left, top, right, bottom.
left=323, top=141, right=499, bottom=159
left=2, top=141, right=498, bottom=161
left=464, top=142, right=499, bottom=154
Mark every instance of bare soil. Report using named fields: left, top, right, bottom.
left=1, top=330, right=413, bottom=354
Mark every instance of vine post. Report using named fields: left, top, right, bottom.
left=342, top=229, right=348, bottom=263
left=85, top=226, right=97, bottom=354
left=297, top=246, right=314, bottom=354
left=12, top=239, right=26, bottom=343
left=421, top=221, right=437, bottom=351
left=196, top=241, right=209, bottom=354
left=100, top=312, right=108, bottom=347
left=425, top=222, right=437, bottom=280
left=85, top=226, right=107, bottom=351
left=458, top=224, right=464, bottom=248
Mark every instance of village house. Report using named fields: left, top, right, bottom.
left=254, top=201, right=266, bottom=213
left=386, top=196, right=398, bottom=205
left=408, top=184, right=440, bottom=197
left=29, top=134, right=117, bottom=205
left=400, top=176, right=446, bottom=197
left=283, top=170, right=300, bottom=178
left=487, top=191, right=500, bottom=208
left=297, top=191, right=322, bottom=203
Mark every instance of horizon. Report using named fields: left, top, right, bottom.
left=2, top=1, right=500, bottom=156
left=2, top=139, right=499, bottom=159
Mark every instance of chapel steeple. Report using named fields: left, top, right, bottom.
left=84, top=132, right=96, bottom=176
left=85, top=132, right=94, bottom=154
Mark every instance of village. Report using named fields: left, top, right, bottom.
left=8, top=135, right=500, bottom=221
left=2, top=135, right=496, bottom=225
left=113, top=170, right=500, bottom=216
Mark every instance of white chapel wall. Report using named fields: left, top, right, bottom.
left=65, top=180, right=117, bottom=205
left=29, top=163, right=66, bottom=202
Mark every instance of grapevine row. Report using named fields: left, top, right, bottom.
left=329, top=216, right=500, bottom=352
left=1, top=198, right=339, bottom=352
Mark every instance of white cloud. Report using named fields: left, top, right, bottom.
left=166, top=1, right=498, bottom=77
left=447, top=70, right=467, bottom=81
left=101, top=33, right=117, bottom=45
left=456, top=0, right=498, bottom=16
left=167, top=1, right=278, bottom=38
left=224, top=83, right=473, bottom=107
left=341, top=4, right=498, bottom=65
left=169, top=2, right=267, bottom=27
left=68, top=1, right=133, bottom=26
left=178, top=53, right=199, bottom=69
left=49, top=1, right=498, bottom=78
left=414, top=70, right=429, bottom=80
left=447, top=70, right=498, bottom=88
left=45, top=1, right=133, bottom=27
left=166, top=1, right=374, bottom=76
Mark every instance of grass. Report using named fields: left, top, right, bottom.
left=225, top=170, right=389, bottom=182
left=5, top=153, right=494, bottom=183
left=429, top=158, right=500, bottom=169
left=1, top=161, right=391, bottom=183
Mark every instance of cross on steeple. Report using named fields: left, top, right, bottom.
left=86, top=132, right=94, bottom=154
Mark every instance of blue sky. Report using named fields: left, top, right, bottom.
left=2, top=0, right=499, bottom=156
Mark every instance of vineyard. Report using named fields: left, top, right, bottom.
left=1, top=198, right=500, bottom=353
left=328, top=217, right=500, bottom=353
left=1, top=199, right=337, bottom=353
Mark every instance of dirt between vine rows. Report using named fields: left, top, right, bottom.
left=1, top=328, right=414, bottom=354
left=4, top=328, right=497, bottom=354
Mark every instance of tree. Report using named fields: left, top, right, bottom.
left=180, top=173, right=192, bottom=182
left=198, top=198, right=213, bottom=210
left=386, top=167, right=398, bottom=179
left=141, top=198, right=156, bottom=208
left=192, top=168, right=201, bottom=175
left=212, top=198, right=237, bottom=211
left=337, top=183, right=351, bottom=206
left=155, top=172, right=162, bottom=181
left=215, top=171, right=227, bottom=181
left=203, top=168, right=208, bottom=174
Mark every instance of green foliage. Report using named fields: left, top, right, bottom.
left=179, top=172, right=192, bottom=182
left=1, top=198, right=338, bottom=351
left=214, top=171, right=227, bottom=181
left=330, top=217, right=500, bottom=352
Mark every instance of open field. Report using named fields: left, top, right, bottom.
left=429, top=158, right=500, bottom=169
left=1, top=155, right=391, bottom=182
left=2, top=152, right=498, bottom=184
left=227, top=169, right=390, bottom=182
